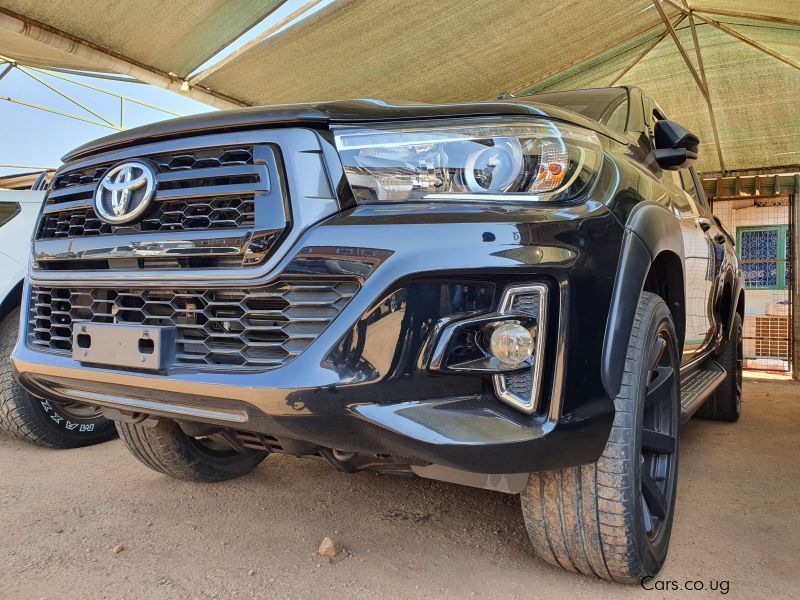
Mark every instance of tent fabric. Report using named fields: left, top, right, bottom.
left=199, top=0, right=799, bottom=173
left=519, top=19, right=800, bottom=173
left=200, top=0, right=680, bottom=105
left=0, top=0, right=284, bottom=77
left=0, top=0, right=797, bottom=173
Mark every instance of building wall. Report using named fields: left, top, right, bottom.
left=713, top=198, right=791, bottom=370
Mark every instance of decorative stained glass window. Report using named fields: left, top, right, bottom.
left=786, top=231, right=792, bottom=290
left=737, top=226, right=788, bottom=290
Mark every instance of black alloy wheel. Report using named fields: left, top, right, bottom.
left=640, top=328, right=679, bottom=543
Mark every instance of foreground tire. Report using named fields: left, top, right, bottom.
left=0, top=308, right=115, bottom=448
left=116, top=419, right=266, bottom=482
left=521, top=292, right=680, bottom=582
left=696, top=312, right=742, bottom=422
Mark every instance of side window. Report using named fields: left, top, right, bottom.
left=0, top=202, right=20, bottom=228
left=605, top=99, right=628, bottom=133
left=679, top=169, right=708, bottom=212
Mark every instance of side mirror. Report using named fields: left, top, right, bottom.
left=653, top=119, right=699, bottom=170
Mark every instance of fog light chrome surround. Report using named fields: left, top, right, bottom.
left=493, top=284, right=548, bottom=414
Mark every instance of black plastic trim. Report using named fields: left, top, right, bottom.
left=601, top=201, right=685, bottom=398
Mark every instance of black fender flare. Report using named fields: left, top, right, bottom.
left=601, top=202, right=686, bottom=399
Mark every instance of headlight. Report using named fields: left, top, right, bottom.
left=333, top=119, right=603, bottom=204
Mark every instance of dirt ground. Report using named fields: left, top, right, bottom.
left=1, top=376, right=798, bottom=600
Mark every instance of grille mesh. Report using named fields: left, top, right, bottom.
left=37, top=196, right=255, bottom=239
left=28, top=282, right=359, bottom=369
left=502, top=292, right=540, bottom=400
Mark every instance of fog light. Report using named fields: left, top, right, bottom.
left=490, top=323, right=534, bottom=367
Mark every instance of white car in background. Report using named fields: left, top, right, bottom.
left=0, top=187, right=114, bottom=447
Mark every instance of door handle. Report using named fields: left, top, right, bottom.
left=696, top=217, right=712, bottom=232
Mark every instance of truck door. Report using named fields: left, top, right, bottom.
left=665, top=169, right=715, bottom=362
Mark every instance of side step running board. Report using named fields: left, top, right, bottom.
left=680, top=360, right=726, bottom=423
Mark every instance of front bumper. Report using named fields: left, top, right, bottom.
left=14, top=201, right=623, bottom=474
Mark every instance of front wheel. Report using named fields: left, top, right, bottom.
left=0, top=308, right=116, bottom=448
left=116, top=419, right=267, bottom=482
left=521, top=292, right=680, bottom=582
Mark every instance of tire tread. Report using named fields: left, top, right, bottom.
left=116, top=420, right=266, bottom=482
left=521, top=292, right=676, bottom=582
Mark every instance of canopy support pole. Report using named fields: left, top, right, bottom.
left=663, top=0, right=800, bottom=71
left=187, top=0, right=326, bottom=87
left=512, top=17, right=680, bottom=95
left=652, top=1, right=708, bottom=102
left=682, top=1, right=725, bottom=173
left=12, top=61, right=116, bottom=127
left=794, top=175, right=800, bottom=380
left=0, top=58, right=185, bottom=131
left=0, top=8, right=245, bottom=109
left=0, top=95, right=123, bottom=130
left=653, top=0, right=728, bottom=172
left=691, top=12, right=800, bottom=71
left=690, top=7, right=800, bottom=28
left=608, top=13, right=686, bottom=85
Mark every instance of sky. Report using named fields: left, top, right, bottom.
left=0, top=0, right=335, bottom=178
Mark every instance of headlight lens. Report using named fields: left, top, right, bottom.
left=334, top=119, right=603, bottom=204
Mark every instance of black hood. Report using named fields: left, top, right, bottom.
left=63, top=98, right=625, bottom=162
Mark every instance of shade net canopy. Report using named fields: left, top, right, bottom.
left=0, top=0, right=284, bottom=77
left=1, top=0, right=797, bottom=173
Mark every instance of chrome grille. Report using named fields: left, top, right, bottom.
left=38, top=146, right=262, bottom=240
left=28, top=281, right=359, bottom=369
left=37, top=195, right=256, bottom=239
left=50, top=147, right=254, bottom=193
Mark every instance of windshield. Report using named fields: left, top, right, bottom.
left=525, top=88, right=629, bottom=133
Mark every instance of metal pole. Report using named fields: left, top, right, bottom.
left=0, top=10, right=244, bottom=109
left=793, top=175, right=800, bottom=380
left=0, top=95, right=123, bottom=130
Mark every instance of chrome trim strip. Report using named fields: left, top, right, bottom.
left=35, top=229, right=250, bottom=262
left=492, top=283, right=549, bottom=414
left=57, top=388, right=248, bottom=423
left=548, top=280, right=568, bottom=422
left=155, top=164, right=265, bottom=185
left=43, top=198, right=94, bottom=214
left=47, top=184, right=95, bottom=201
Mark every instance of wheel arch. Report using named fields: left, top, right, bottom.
left=0, top=279, right=23, bottom=323
left=735, top=287, right=745, bottom=317
left=602, top=202, right=686, bottom=399
left=643, top=250, right=685, bottom=349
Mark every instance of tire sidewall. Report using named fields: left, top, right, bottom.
left=32, top=394, right=110, bottom=439
left=1, top=307, right=115, bottom=447
left=729, top=313, right=743, bottom=417
left=628, top=297, right=681, bottom=574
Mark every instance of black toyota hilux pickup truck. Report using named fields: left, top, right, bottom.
left=12, top=86, right=743, bottom=582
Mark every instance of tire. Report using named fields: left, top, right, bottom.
left=521, top=292, right=681, bottom=582
left=116, top=419, right=266, bottom=482
left=0, top=308, right=116, bottom=448
left=696, top=312, right=742, bottom=422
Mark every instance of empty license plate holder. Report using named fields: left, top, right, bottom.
left=71, top=322, right=176, bottom=371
